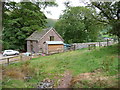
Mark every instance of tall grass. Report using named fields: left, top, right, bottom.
left=2, top=44, right=118, bottom=88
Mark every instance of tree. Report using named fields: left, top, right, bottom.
left=3, top=1, right=57, bottom=51
left=91, top=1, right=120, bottom=40
left=55, top=6, right=103, bottom=43
left=3, top=2, right=47, bottom=51
left=0, top=1, right=2, bottom=52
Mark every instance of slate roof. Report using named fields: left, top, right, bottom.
left=26, top=27, right=52, bottom=41
left=26, top=27, right=64, bottom=41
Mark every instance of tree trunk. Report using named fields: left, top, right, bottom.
left=118, top=37, right=120, bottom=56
left=0, top=1, right=2, bottom=52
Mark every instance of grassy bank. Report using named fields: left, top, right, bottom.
left=2, top=44, right=118, bottom=88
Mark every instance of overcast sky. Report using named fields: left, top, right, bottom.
left=43, top=0, right=90, bottom=19
left=8, top=0, right=90, bottom=19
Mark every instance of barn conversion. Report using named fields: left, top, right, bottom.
left=26, top=27, right=64, bottom=54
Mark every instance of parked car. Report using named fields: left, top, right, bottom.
left=23, top=52, right=32, bottom=56
left=64, top=43, right=71, bottom=50
left=3, top=50, right=19, bottom=56
left=64, top=43, right=71, bottom=47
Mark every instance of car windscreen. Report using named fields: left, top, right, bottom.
left=5, top=51, right=13, bottom=52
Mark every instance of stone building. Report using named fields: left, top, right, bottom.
left=26, top=27, right=64, bottom=54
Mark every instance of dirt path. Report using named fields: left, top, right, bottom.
left=58, top=71, right=72, bottom=88
left=57, top=69, right=118, bottom=88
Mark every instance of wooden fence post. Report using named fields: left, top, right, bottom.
left=99, top=42, right=101, bottom=47
left=88, top=44, right=96, bottom=50
left=20, top=55, right=22, bottom=61
left=30, top=55, right=33, bottom=60
left=73, top=45, right=75, bottom=50
left=94, top=44, right=96, bottom=49
left=88, top=45, right=90, bottom=50
left=107, top=39, right=109, bottom=46
left=7, top=58, right=9, bottom=65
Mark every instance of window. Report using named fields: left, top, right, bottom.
left=5, top=50, right=13, bottom=52
left=43, top=42, right=46, bottom=44
left=50, top=36, right=54, bottom=41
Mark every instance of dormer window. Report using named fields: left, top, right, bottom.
left=50, top=36, right=54, bottom=41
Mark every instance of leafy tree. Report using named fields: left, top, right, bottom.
left=55, top=6, right=103, bottom=43
left=3, top=2, right=46, bottom=51
left=90, top=1, right=120, bottom=53
left=91, top=1, right=120, bottom=40
left=3, top=1, right=57, bottom=51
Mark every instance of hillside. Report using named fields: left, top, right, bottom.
left=46, top=18, right=58, bottom=27
left=2, top=45, right=118, bottom=88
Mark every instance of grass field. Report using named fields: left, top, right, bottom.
left=2, top=44, right=118, bottom=88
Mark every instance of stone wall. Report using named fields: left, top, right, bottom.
left=72, top=40, right=116, bottom=50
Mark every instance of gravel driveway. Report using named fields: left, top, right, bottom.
left=0, top=54, right=17, bottom=60
left=0, top=54, right=3, bottom=60
left=0, top=54, right=21, bottom=64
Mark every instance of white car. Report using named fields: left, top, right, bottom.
left=3, top=50, right=19, bottom=56
left=23, top=52, right=32, bottom=56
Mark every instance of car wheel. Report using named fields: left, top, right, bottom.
left=15, top=53, right=19, bottom=55
left=3, top=54, right=7, bottom=56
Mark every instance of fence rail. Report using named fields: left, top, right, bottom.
left=0, top=54, right=40, bottom=65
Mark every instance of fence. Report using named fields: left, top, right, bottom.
left=72, top=40, right=117, bottom=50
left=0, top=54, right=40, bottom=65
left=0, top=40, right=118, bottom=65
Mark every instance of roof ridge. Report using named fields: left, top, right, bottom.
left=26, top=27, right=64, bottom=41
left=26, top=27, right=52, bottom=41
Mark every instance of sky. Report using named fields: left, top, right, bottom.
left=43, top=0, right=90, bottom=19
left=6, top=0, right=90, bottom=19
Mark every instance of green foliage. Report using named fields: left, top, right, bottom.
left=2, top=78, right=26, bottom=88
left=91, top=1, right=120, bottom=39
left=97, top=25, right=118, bottom=42
left=3, top=2, right=47, bottom=51
left=2, top=1, right=57, bottom=51
left=46, top=18, right=57, bottom=27
left=55, top=7, right=103, bottom=43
